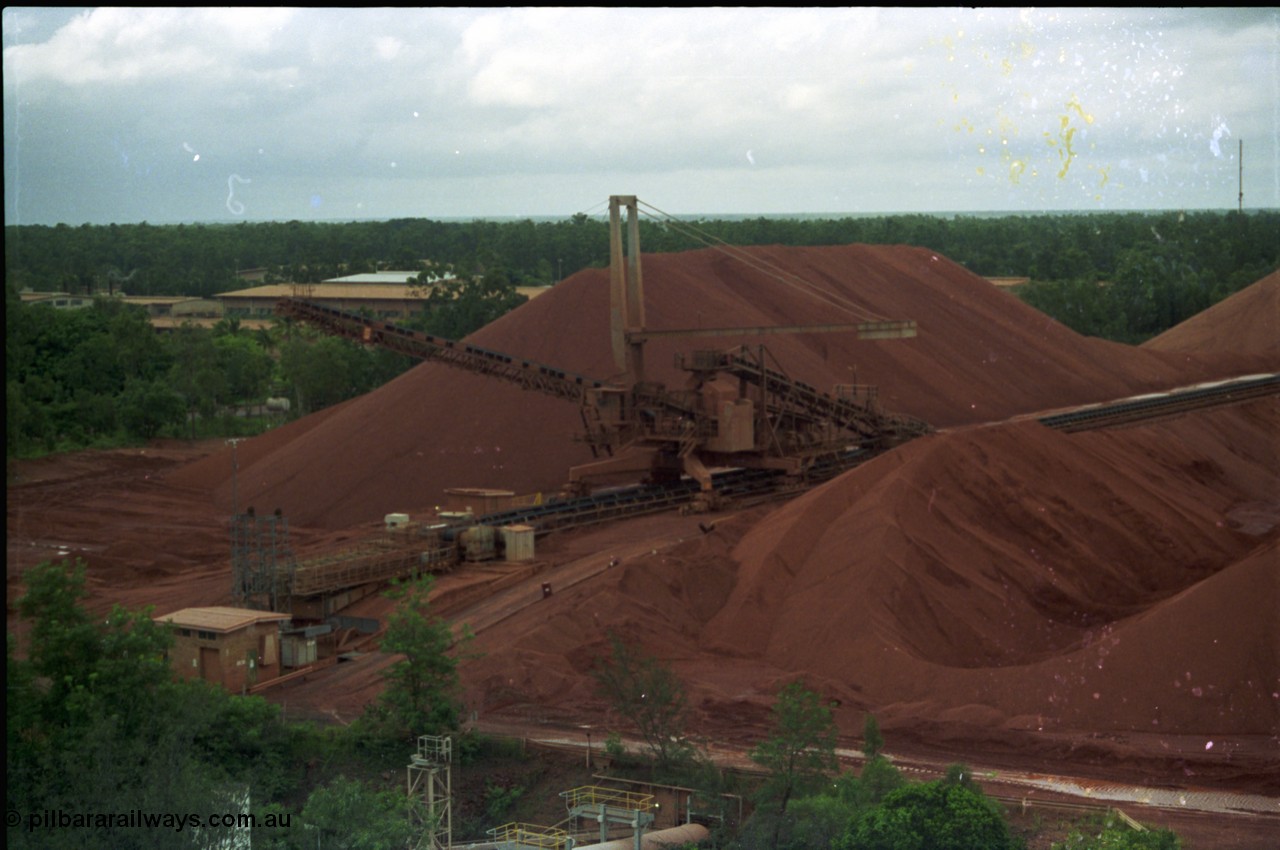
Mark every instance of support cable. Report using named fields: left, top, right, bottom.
left=635, top=200, right=894, bottom=324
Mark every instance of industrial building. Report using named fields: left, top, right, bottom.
left=156, top=606, right=292, bottom=693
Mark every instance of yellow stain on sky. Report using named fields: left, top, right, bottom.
left=1044, top=95, right=1094, bottom=179
left=935, top=31, right=1117, bottom=198
left=1065, top=94, right=1095, bottom=125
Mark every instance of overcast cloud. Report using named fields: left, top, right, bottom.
left=4, top=7, right=1278, bottom=225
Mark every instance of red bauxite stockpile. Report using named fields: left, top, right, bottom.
left=444, top=255, right=1278, bottom=791
left=12, top=244, right=1276, bottom=796
left=458, top=401, right=1277, bottom=778
left=1143, top=269, right=1279, bottom=361
left=169, top=245, right=1267, bottom=529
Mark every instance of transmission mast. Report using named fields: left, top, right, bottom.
left=407, top=735, right=452, bottom=850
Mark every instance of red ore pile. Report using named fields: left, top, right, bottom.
left=454, top=262, right=1279, bottom=793
left=162, top=246, right=1280, bottom=791
left=168, top=245, right=1265, bottom=530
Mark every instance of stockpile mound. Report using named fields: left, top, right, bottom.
left=455, top=264, right=1279, bottom=786
left=460, top=397, right=1278, bottom=788
left=1143, top=270, right=1279, bottom=361
left=701, top=400, right=1277, bottom=733
left=169, top=244, right=1240, bottom=529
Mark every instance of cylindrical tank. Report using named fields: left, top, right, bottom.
left=572, top=823, right=709, bottom=850
left=501, top=524, right=536, bottom=562
left=460, top=525, right=496, bottom=561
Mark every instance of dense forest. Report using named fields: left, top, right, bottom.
left=7, top=209, right=1276, bottom=304
left=6, top=209, right=1278, bottom=459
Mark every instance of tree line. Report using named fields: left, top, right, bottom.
left=8, top=209, right=1276, bottom=459
left=4, top=264, right=537, bottom=460
left=7, top=209, right=1276, bottom=313
left=4, top=292, right=416, bottom=458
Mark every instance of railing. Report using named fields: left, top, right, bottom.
left=561, top=785, right=655, bottom=813
left=486, top=822, right=571, bottom=849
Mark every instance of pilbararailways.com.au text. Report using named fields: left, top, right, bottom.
left=12, top=808, right=291, bottom=833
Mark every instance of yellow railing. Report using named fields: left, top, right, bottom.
left=487, top=822, right=571, bottom=849
left=561, top=785, right=655, bottom=812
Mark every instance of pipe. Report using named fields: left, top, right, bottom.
left=572, top=823, right=709, bottom=850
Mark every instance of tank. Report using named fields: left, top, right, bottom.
left=501, top=524, right=536, bottom=562
left=460, top=525, right=496, bottom=562
left=573, top=823, right=709, bottom=850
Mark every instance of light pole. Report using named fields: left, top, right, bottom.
left=227, top=438, right=244, bottom=516
left=581, top=724, right=593, bottom=770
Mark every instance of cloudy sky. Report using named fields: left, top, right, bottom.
left=4, top=7, right=1277, bottom=226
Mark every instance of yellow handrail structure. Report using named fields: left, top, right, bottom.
left=487, top=822, right=571, bottom=849
left=561, top=785, right=655, bottom=813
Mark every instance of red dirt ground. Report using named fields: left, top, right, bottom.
left=8, top=248, right=1278, bottom=842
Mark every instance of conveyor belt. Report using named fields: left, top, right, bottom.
left=1037, top=373, right=1277, bottom=432
left=277, top=298, right=606, bottom=404
left=714, top=348, right=932, bottom=442
left=460, top=373, right=1277, bottom=535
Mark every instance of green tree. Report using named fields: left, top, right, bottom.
left=749, top=681, right=841, bottom=849
left=861, top=756, right=907, bottom=807
left=119, top=378, right=186, bottom=440
left=214, top=333, right=273, bottom=403
left=5, top=294, right=174, bottom=454
left=414, top=266, right=528, bottom=339
left=300, top=775, right=422, bottom=850
left=8, top=559, right=307, bottom=850
left=838, top=780, right=1018, bottom=850
left=166, top=323, right=227, bottom=433
left=591, top=631, right=695, bottom=770
left=375, top=575, right=468, bottom=737
left=1015, top=276, right=1122, bottom=339
left=776, top=794, right=858, bottom=850
left=863, top=713, right=884, bottom=759
left=279, top=334, right=362, bottom=414
left=9, top=560, right=216, bottom=850
left=942, top=763, right=977, bottom=790
left=832, top=754, right=906, bottom=812
left=14, top=559, right=174, bottom=730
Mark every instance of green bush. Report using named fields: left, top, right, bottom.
left=838, top=779, right=1020, bottom=850
left=1051, top=812, right=1180, bottom=849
